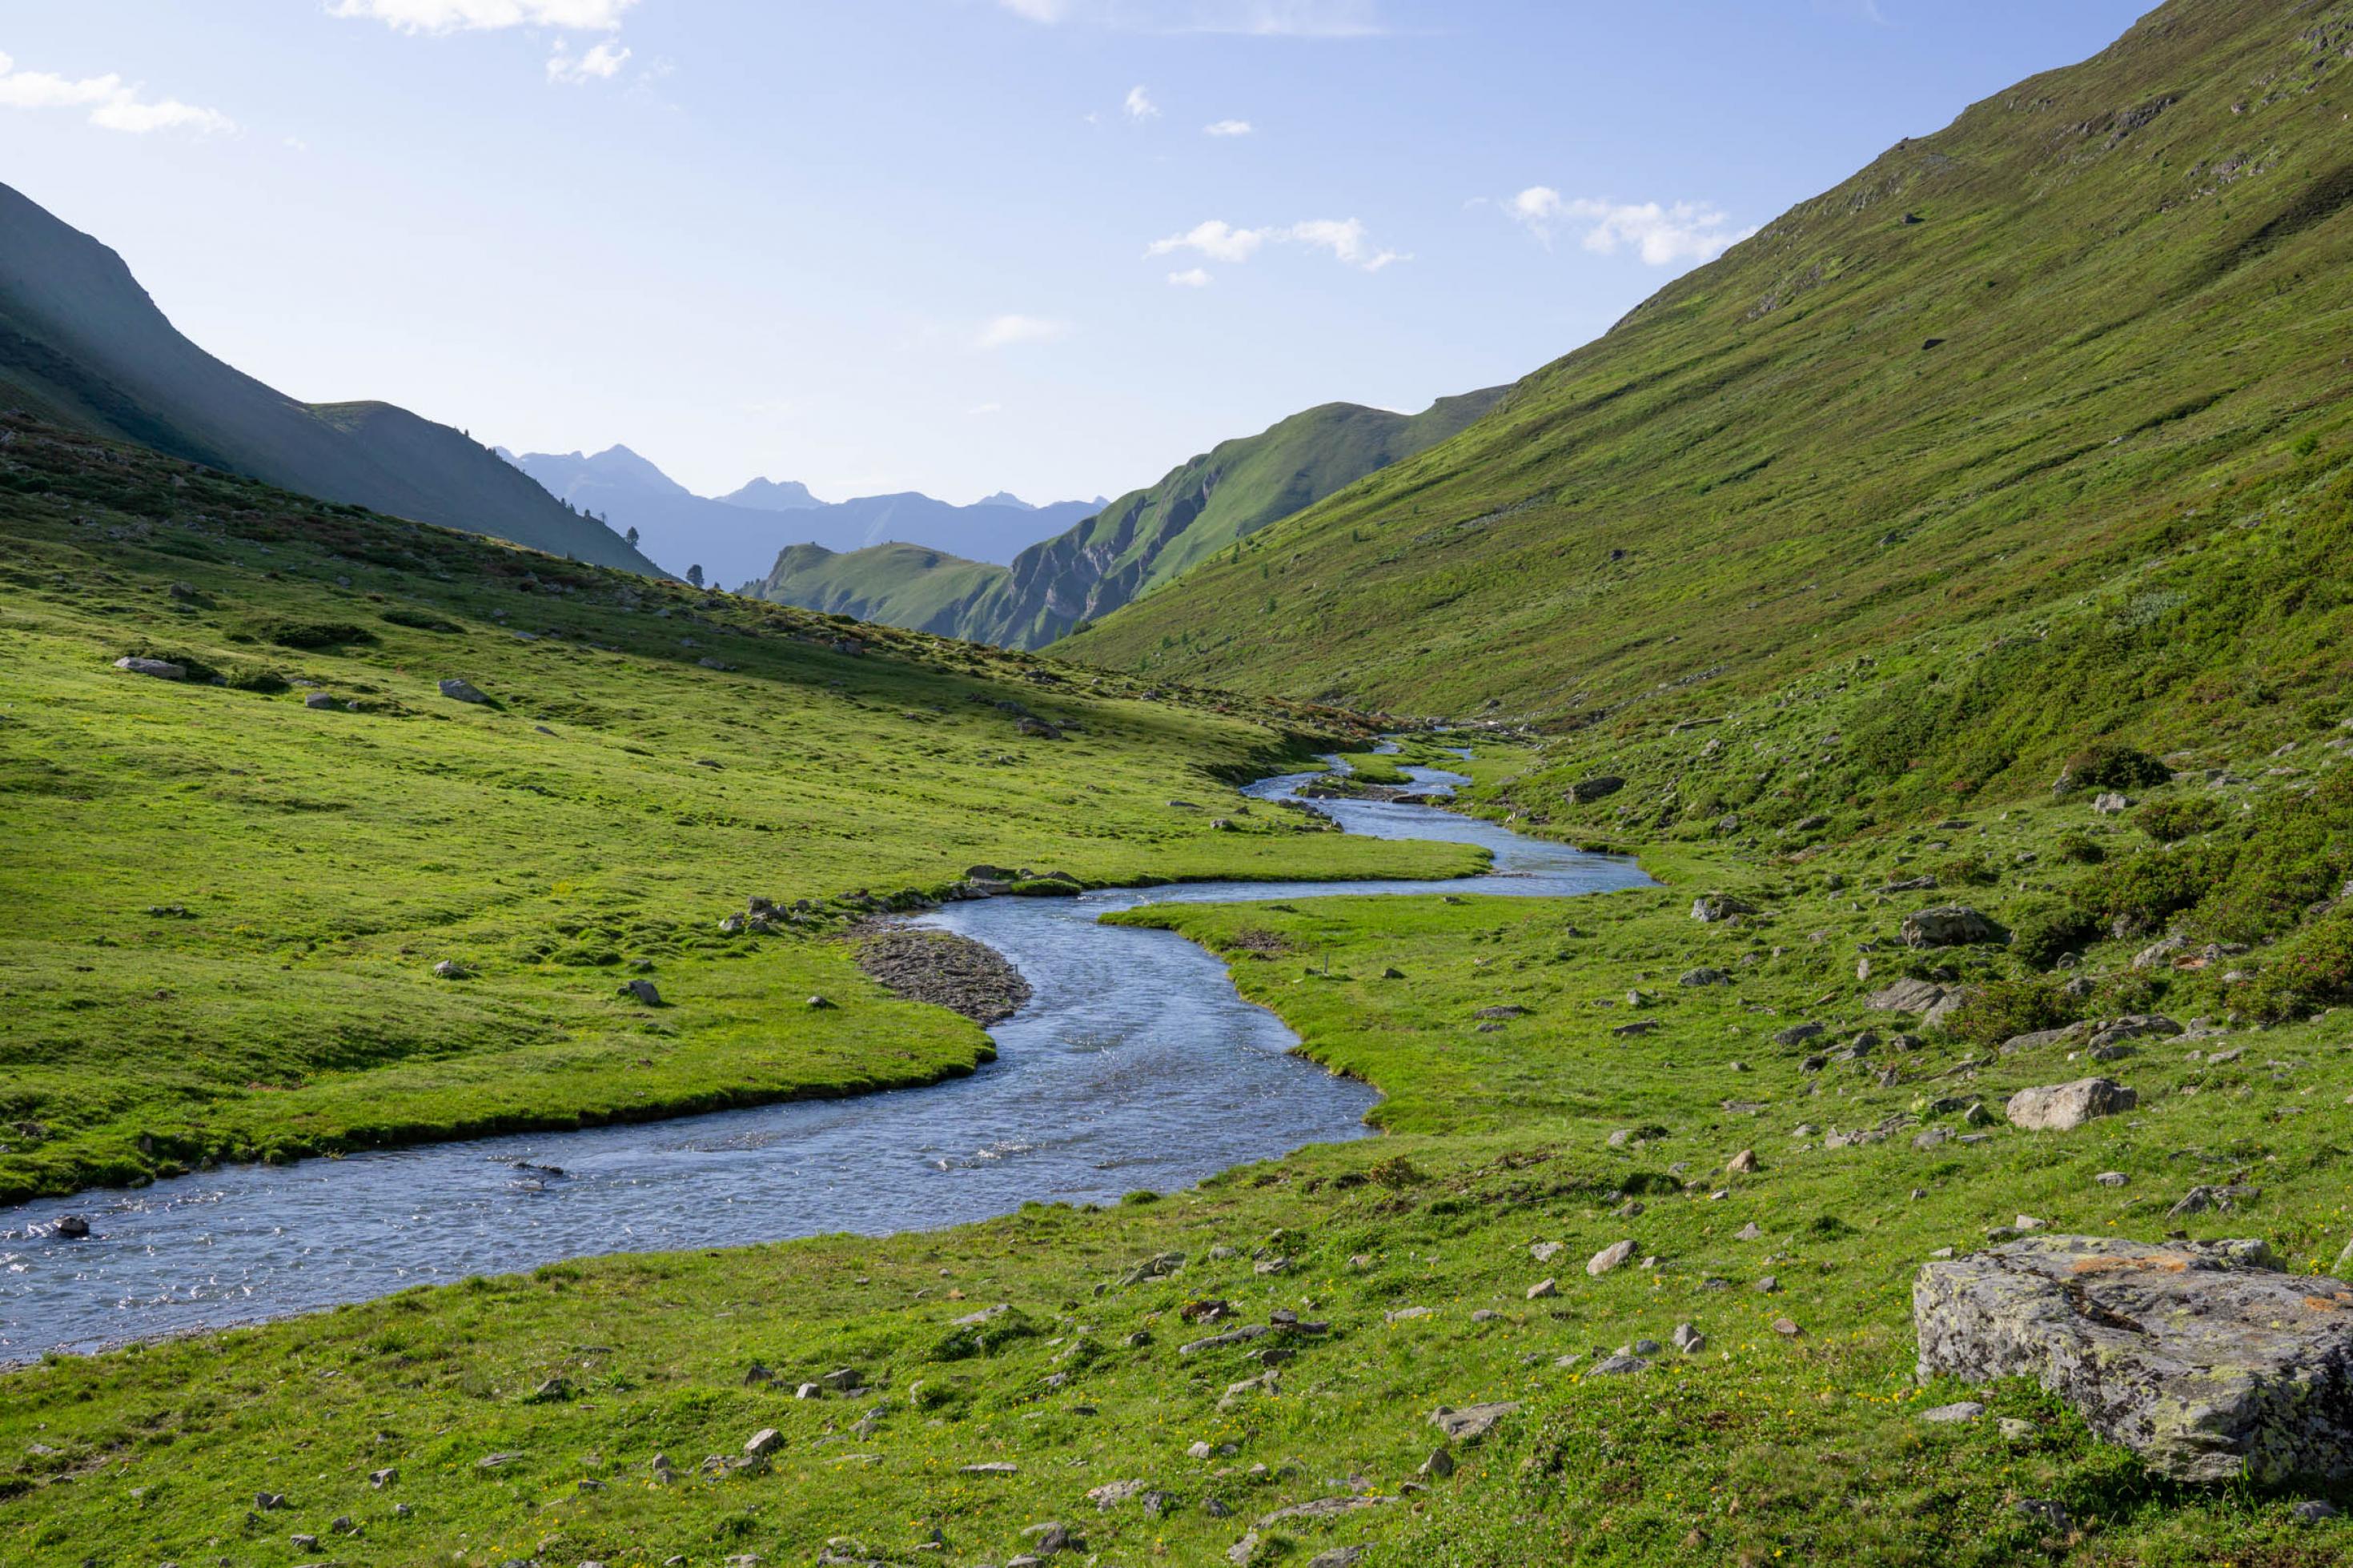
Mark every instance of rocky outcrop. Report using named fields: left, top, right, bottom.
left=853, top=926, right=1032, bottom=1025
left=1914, top=1235, right=2353, bottom=1485
left=1901, top=906, right=2002, bottom=948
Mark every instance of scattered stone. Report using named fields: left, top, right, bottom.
left=2295, top=1500, right=2341, bottom=1523
left=1915, top=1234, right=2353, bottom=1483
left=1430, top=1402, right=1520, bottom=1444
left=1679, top=968, right=1732, bottom=987
left=2006, top=1077, right=2136, bottom=1132
left=1866, top=977, right=1949, bottom=1014
left=959, top=1462, right=1018, bottom=1476
left=1734, top=1222, right=1765, bottom=1241
left=1691, top=894, right=1759, bottom=923
left=1901, top=907, right=2000, bottom=948
left=1591, top=1353, right=1648, bottom=1375
left=1530, top=1241, right=1564, bottom=1263
left=2095, top=1171, right=2129, bottom=1188
left=303, top=692, right=342, bottom=711
left=618, top=978, right=662, bottom=1006
left=114, top=656, right=187, bottom=680
left=1998, top=1418, right=2038, bottom=1442
left=437, top=677, right=490, bottom=704
left=744, top=1428, right=782, bottom=1457
left=54, top=1215, right=90, bottom=1240
left=1419, top=1447, right=1455, bottom=1479
left=1726, top=1149, right=1759, bottom=1175
left=2168, top=1183, right=2259, bottom=1217
left=1587, top=1240, right=1636, bottom=1277
left=1567, top=776, right=1625, bottom=804
left=1919, top=1402, right=1984, bottom=1423
left=1527, top=1277, right=1558, bottom=1300
left=1672, top=1323, right=1706, bottom=1354
left=1773, top=1023, right=1825, bottom=1048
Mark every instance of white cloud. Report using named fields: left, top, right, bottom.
left=548, top=39, right=631, bottom=82
left=1146, top=219, right=1269, bottom=264
left=1123, top=84, right=1159, bottom=121
left=0, top=53, right=234, bottom=134
left=1204, top=118, right=1253, bottom=136
left=1167, top=267, right=1214, bottom=287
left=994, top=0, right=1387, bottom=35
left=1504, top=186, right=1754, bottom=265
left=329, top=0, right=636, bottom=30
left=975, top=314, right=1074, bottom=349
left=969, top=401, right=1005, bottom=415
left=1148, top=216, right=1403, bottom=272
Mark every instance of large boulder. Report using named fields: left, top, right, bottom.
left=2006, top=1077, right=2135, bottom=1131
left=438, top=677, right=490, bottom=704
left=1865, top=976, right=1948, bottom=1014
left=1914, top=1235, right=2353, bottom=1485
left=114, top=656, right=187, bottom=680
left=1901, top=906, right=2002, bottom=948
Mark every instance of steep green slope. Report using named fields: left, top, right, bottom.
left=0, top=182, right=660, bottom=575
left=0, top=415, right=1466, bottom=1204
left=745, top=539, right=1009, bottom=635
left=746, top=390, right=1505, bottom=648
left=1059, top=0, right=2353, bottom=746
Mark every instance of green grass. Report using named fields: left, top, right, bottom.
left=9, top=723, right=2351, bottom=1566
left=1058, top=0, right=2353, bottom=767
left=744, top=541, right=1008, bottom=636
left=0, top=416, right=1479, bottom=1204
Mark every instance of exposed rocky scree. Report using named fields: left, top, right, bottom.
left=1916, top=1235, right=2353, bottom=1485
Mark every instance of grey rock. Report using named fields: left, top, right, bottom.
left=1691, top=893, right=1759, bottom=923
left=1914, top=1234, right=2353, bottom=1483
left=1679, top=968, right=1732, bottom=987
left=1566, top=776, right=1624, bottom=804
left=1430, top=1402, right=1519, bottom=1444
left=303, top=692, right=343, bottom=710
left=2095, top=1172, right=2129, bottom=1187
left=1901, top=906, right=2000, bottom=948
left=437, top=677, right=490, bottom=704
left=2168, top=1183, right=2259, bottom=1218
left=1590, top=1353, right=1649, bottom=1375
left=114, top=656, right=187, bottom=680
left=1865, top=977, right=1948, bottom=1014
left=619, top=978, right=662, bottom=1006
left=1773, top=1023, right=1825, bottom=1048
left=1672, top=1322, right=1707, bottom=1354
left=2006, top=1077, right=2135, bottom=1132
left=1919, top=1401, right=1984, bottom=1423
left=1587, top=1239, right=1636, bottom=1276
left=2295, top=1500, right=2341, bottom=1523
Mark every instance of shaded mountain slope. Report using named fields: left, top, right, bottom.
left=744, top=540, right=1007, bottom=635
left=0, top=183, right=657, bottom=575
left=746, top=389, right=1506, bottom=648
left=1057, top=0, right=2353, bottom=741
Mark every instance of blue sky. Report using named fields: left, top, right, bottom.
left=5, top=0, right=2152, bottom=503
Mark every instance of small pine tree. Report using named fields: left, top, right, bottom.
left=624, top=526, right=640, bottom=547
left=687, top=564, right=705, bottom=588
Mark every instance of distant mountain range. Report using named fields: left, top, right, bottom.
left=743, top=390, right=1508, bottom=648
left=0, top=182, right=657, bottom=575
left=505, top=444, right=1103, bottom=588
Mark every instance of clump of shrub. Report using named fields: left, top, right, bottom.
left=1941, top=978, right=2081, bottom=1047
left=2085, top=844, right=2219, bottom=939
left=380, top=607, right=463, bottom=633
left=2238, top=915, right=2353, bottom=1023
left=2137, top=796, right=2226, bottom=843
left=2054, top=830, right=2106, bottom=864
left=252, top=619, right=377, bottom=650
left=2054, top=742, right=2171, bottom=796
left=1929, top=852, right=2002, bottom=888
left=2006, top=893, right=2102, bottom=970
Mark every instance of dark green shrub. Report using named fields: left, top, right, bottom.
left=2054, top=743, right=2171, bottom=796
left=2007, top=893, right=2102, bottom=970
left=2086, top=844, right=2219, bottom=937
left=2136, top=797, right=2225, bottom=843
left=1941, top=979, right=2080, bottom=1047
left=380, top=608, right=463, bottom=633
left=1929, top=852, right=2001, bottom=888
left=255, top=619, right=377, bottom=650
left=2054, top=831, right=2106, bottom=865
left=2239, top=916, right=2353, bottom=1023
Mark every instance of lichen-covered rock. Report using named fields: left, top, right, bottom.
left=2006, top=1077, right=2135, bottom=1131
left=1690, top=893, right=1758, bottom=923
left=1914, top=1235, right=2353, bottom=1484
left=1865, top=976, right=1948, bottom=1013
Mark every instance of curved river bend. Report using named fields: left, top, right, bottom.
left=0, top=755, right=1647, bottom=1359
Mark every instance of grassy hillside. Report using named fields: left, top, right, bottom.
left=746, top=540, right=1010, bottom=636
left=1058, top=0, right=2353, bottom=757
left=748, top=391, right=1505, bottom=650
left=0, top=182, right=660, bottom=575
left=0, top=415, right=1473, bottom=1205
left=10, top=727, right=2351, bottom=1566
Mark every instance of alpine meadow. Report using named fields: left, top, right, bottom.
left=8, top=3, right=2353, bottom=1567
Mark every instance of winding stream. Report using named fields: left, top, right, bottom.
left=0, top=753, right=1647, bottom=1360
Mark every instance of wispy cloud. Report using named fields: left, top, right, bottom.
left=994, top=0, right=1387, bottom=34
left=1204, top=118, right=1253, bottom=136
left=1123, top=84, right=1159, bottom=121
left=0, top=52, right=234, bottom=134
left=1167, top=267, right=1214, bottom=287
left=975, top=314, right=1074, bottom=349
left=330, top=0, right=636, bottom=30
left=1148, top=215, right=1403, bottom=272
left=969, top=401, right=1005, bottom=415
left=1504, top=186, right=1754, bottom=266
left=548, top=39, right=631, bottom=82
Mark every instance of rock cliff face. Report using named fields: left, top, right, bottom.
left=1915, top=1235, right=2353, bottom=1485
